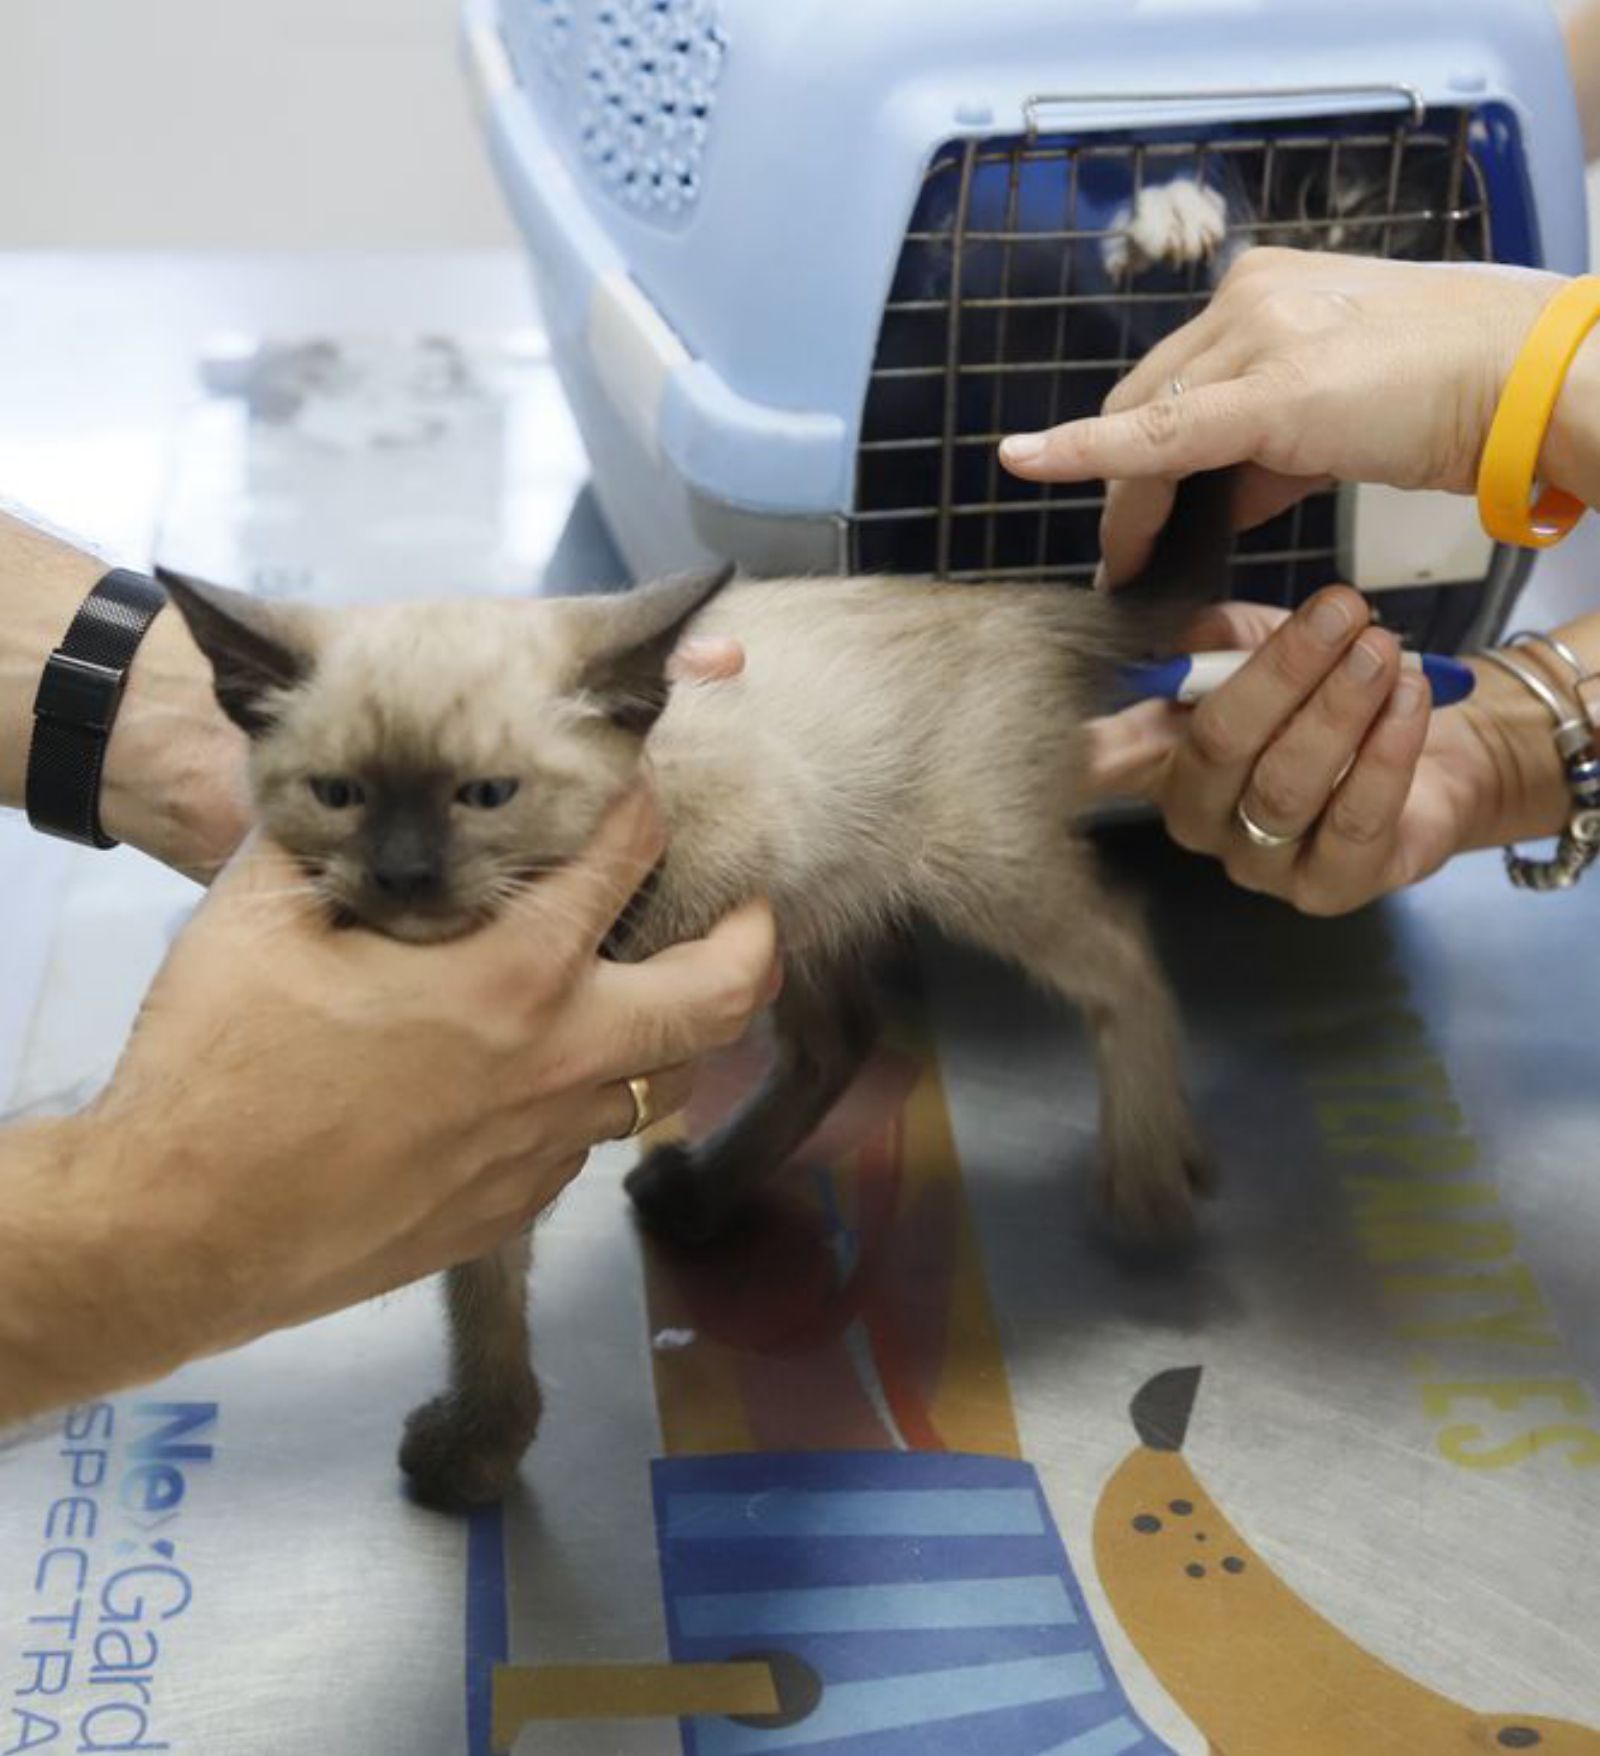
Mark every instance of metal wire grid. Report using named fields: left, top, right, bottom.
left=850, top=110, right=1489, bottom=621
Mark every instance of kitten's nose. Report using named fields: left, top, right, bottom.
left=371, top=855, right=443, bottom=904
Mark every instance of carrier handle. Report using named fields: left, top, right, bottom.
left=1022, top=83, right=1427, bottom=139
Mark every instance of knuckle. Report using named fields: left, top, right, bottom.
left=1164, top=809, right=1214, bottom=856
left=1247, top=763, right=1310, bottom=829
left=1134, top=395, right=1185, bottom=451
left=709, top=969, right=761, bottom=1041
left=1293, top=876, right=1356, bottom=919
left=1226, top=245, right=1288, bottom=287
left=1173, top=814, right=1222, bottom=856
left=1253, top=286, right=1315, bottom=340
left=1256, top=633, right=1313, bottom=694
left=1221, top=850, right=1271, bottom=896
left=1325, top=790, right=1393, bottom=850
left=1187, top=702, right=1250, bottom=770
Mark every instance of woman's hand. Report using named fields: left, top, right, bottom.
left=13, top=787, right=777, bottom=1413
left=1087, top=587, right=1569, bottom=915
left=1000, top=250, right=1578, bottom=584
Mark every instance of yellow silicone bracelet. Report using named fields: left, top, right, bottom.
left=1477, top=274, right=1600, bottom=549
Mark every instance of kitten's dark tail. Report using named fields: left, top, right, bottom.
left=1089, top=466, right=1237, bottom=670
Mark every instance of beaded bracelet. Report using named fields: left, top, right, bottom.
left=1479, top=635, right=1600, bottom=891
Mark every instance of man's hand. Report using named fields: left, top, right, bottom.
left=0, top=789, right=778, bottom=1419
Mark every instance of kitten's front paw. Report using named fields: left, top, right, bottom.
left=1105, top=178, right=1228, bottom=280
left=398, top=1384, right=541, bottom=1512
left=625, top=1142, right=727, bottom=1247
left=1095, top=1140, right=1215, bottom=1250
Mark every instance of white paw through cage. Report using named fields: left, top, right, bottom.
left=852, top=98, right=1500, bottom=649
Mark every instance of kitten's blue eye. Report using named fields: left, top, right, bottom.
left=456, top=778, right=520, bottom=810
left=310, top=776, right=364, bottom=810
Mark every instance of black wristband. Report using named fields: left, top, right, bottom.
left=25, top=568, right=169, bottom=849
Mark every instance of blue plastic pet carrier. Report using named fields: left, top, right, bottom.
left=463, top=0, right=1587, bottom=651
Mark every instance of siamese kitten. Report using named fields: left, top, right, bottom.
left=163, top=469, right=1232, bottom=1511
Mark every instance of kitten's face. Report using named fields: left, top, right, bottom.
left=164, top=571, right=729, bottom=943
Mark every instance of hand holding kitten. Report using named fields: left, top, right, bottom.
left=0, top=787, right=776, bottom=1422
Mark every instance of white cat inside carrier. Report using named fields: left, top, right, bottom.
left=464, top=0, right=1588, bottom=653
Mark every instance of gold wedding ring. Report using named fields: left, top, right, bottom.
left=622, top=1073, right=656, bottom=1140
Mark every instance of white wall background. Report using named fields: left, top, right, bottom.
left=0, top=0, right=1589, bottom=254
left=0, top=0, right=515, bottom=249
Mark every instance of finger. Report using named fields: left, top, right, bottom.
left=1097, top=476, right=1178, bottom=589
left=1182, top=600, right=1292, bottom=653
left=1292, top=672, right=1432, bottom=915
left=183, top=833, right=331, bottom=964
left=593, top=1062, right=695, bottom=1146
left=1000, top=375, right=1277, bottom=485
left=669, top=635, right=746, bottom=683
left=1084, top=700, right=1189, bottom=801
left=1232, top=628, right=1400, bottom=857
left=202, top=831, right=313, bottom=909
left=1089, top=601, right=1297, bottom=798
left=1160, top=586, right=1370, bottom=852
left=467, top=785, right=666, bottom=982
left=1233, top=466, right=1331, bottom=532
left=1102, top=318, right=1228, bottom=417
left=571, top=898, right=778, bottom=1080
left=483, top=1151, right=590, bottom=1241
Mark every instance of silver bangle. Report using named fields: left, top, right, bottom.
left=1479, top=645, right=1600, bottom=891
left=1507, top=626, right=1587, bottom=680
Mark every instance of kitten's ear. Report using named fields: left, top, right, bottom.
left=574, top=564, right=735, bottom=734
left=157, top=569, right=321, bottom=737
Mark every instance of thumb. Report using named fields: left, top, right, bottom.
left=196, top=831, right=327, bottom=927
left=1084, top=701, right=1189, bottom=802
left=454, top=783, right=665, bottom=987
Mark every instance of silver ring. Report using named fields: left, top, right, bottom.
left=620, top=1074, right=656, bottom=1140
left=1235, top=799, right=1300, bottom=850
left=1169, top=376, right=1186, bottom=398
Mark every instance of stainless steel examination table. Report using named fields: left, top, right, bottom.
left=0, top=256, right=1595, bottom=1756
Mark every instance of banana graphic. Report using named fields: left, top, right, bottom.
left=1094, top=1369, right=1600, bottom=1755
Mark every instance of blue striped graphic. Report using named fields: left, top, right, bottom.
left=666, top=1487, right=1045, bottom=1541
left=678, top=1575, right=1078, bottom=1636
left=1044, top=1717, right=1150, bottom=1755
left=653, top=1452, right=1177, bottom=1756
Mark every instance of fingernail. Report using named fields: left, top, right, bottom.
left=1392, top=675, right=1427, bottom=720
left=1306, top=593, right=1354, bottom=647
left=1091, top=563, right=1109, bottom=592
left=1344, top=636, right=1386, bottom=684
left=1001, top=433, right=1047, bottom=466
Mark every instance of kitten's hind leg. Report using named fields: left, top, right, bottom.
left=399, top=1233, right=541, bottom=1511
left=959, top=861, right=1210, bottom=1242
left=626, top=970, right=878, bottom=1247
